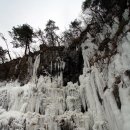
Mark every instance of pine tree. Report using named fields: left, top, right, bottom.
left=9, top=24, right=34, bottom=55
left=44, top=20, right=59, bottom=46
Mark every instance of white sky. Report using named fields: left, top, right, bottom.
left=0, top=0, right=84, bottom=58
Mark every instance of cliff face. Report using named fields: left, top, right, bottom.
left=0, top=1, right=130, bottom=130
left=0, top=45, right=83, bottom=86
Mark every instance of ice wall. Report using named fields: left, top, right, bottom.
left=0, top=9, right=130, bottom=130
left=79, top=12, right=130, bottom=130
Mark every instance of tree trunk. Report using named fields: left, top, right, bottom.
left=25, top=44, right=27, bottom=55
left=57, top=39, right=60, bottom=46
left=51, top=33, right=54, bottom=46
left=7, top=51, right=12, bottom=61
left=28, top=44, right=30, bottom=54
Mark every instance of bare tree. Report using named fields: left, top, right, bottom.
left=0, top=33, right=12, bottom=60
left=0, top=46, right=7, bottom=63
left=34, top=28, right=46, bottom=45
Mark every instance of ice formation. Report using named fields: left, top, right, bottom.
left=0, top=6, right=130, bottom=130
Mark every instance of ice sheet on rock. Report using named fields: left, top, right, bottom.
left=82, top=36, right=98, bottom=73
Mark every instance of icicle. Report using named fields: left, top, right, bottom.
left=32, top=54, right=40, bottom=83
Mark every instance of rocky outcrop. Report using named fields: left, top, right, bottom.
left=0, top=44, right=83, bottom=86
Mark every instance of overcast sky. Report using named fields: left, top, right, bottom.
left=0, top=0, right=84, bottom=58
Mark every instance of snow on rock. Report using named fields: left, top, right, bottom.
left=79, top=18, right=130, bottom=130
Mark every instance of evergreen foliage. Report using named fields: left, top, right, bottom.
left=9, top=24, right=34, bottom=55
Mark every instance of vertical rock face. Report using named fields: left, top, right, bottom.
left=0, top=45, right=83, bottom=86
left=0, top=2, right=130, bottom=130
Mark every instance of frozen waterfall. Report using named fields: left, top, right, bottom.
left=0, top=12, right=130, bottom=130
